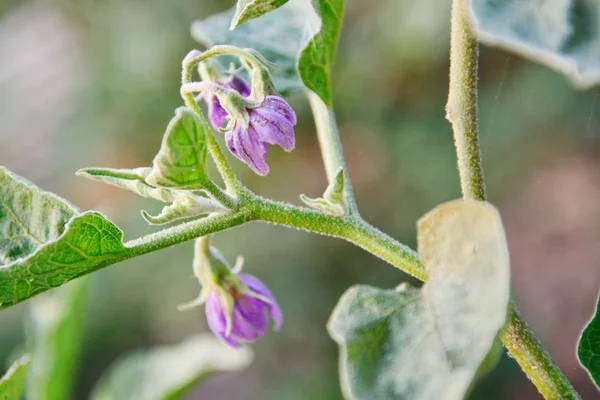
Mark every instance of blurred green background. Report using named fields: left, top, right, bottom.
left=1, top=0, right=600, bottom=398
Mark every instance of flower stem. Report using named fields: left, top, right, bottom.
left=447, top=0, right=579, bottom=398
left=307, top=91, right=359, bottom=216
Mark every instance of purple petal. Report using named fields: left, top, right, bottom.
left=261, top=96, right=296, bottom=125
left=239, top=274, right=283, bottom=331
left=239, top=274, right=272, bottom=297
left=230, top=305, right=260, bottom=342
left=205, top=292, right=240, bottom=348
left=227, top=125, right=270, bottom=176
left=208, top=96, right=228, bottom=129
left=268, top=301, right=283, bottom=331
left=225, top=76, right=251, bottom=97
left=237, top=295, right=269, bottom=336
left=249, top=107, right=295, bottom=152
left=224, top=130, right=238, bottom=157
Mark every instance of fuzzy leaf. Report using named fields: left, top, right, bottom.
left=578, top=292, right=600, bottom=388
left=146, top=108, right=210, bottom=190
left=1, top=167, right=77, bottom=266
left=91, top=334, right=253, bottom=400
left=0, top=356, right=30, bottom=400
left=470, top=0, right=600, bottom=89
left=0, top=167, right=125, bottom=309
left=191, top=0, right=319, bottom=95
left=298, top=0, right=345, bottom=104
left=328, top=200, right=511, bottom=400
left=231, top=0, right=290, bottom=29
left=27, top=279, right=88, bottom=400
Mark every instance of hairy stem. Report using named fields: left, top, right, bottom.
left=247, top=194, right=424, bottom=279
left=124, top=210, right=250, bottom=257
left=447, top=0, right=579, bottom=398
left=202, top=179, right=238, bottom=210
left=447, top=0, right=486, bottom=200
left=307, top=91, right=359, bottom=216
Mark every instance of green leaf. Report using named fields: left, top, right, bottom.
left=0, top=167, right=126, bottom=309
left=470, top=0, right=600, bottom=89
left=0, top=356, right=30, bottom=400
left=577, top=292, right=600, bottom=388
left=298, top=0, right=345, bottom=104
left=1, top=167, right=77, bottom=266
left=193, top=0, right=344, bottom=103
left=91, top=334, right=254, bottom=400
left=191, top=0, right=319, bottom=95
left=27, top=279, right=88, bottom=400
left=231, top=0, right=290, bottom=29
left=328, top=200, right=511, bottom=400
left=145, top=107, right=210, bottom=190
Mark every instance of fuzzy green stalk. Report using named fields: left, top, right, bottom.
left=447, top=0, right=579, bottom=398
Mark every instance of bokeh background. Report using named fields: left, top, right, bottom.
left=1, top=0, right=600, bottom=398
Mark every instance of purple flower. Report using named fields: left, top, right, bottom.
left=206, top=273, right=282, bottom=348
left=207, top=76, right=251, bottom=129
left=225, top=95, right=297, bottom=176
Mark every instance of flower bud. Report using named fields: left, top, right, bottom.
left=180, top=238, right=282, bottom=348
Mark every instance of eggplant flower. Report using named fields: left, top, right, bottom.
left=206, top=273, right=282, bottom=348
left=224, top=95, right=296, bottom=176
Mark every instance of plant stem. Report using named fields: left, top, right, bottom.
left=307, top=91, right=359, bottom=216
left=502, top=307, right=581, bottom=400
left=247, top=194, right=424, bottom=279
left=124, top=210, right=250, bottom=257
left=447, top=0, right=486, bottom=200
left=202, top=179, right=237, bottom=210
left=447, top=0, right=579, bottom=398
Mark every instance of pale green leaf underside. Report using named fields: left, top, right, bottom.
left=27, top=279, right=88, bottom=400
left=231, top=0, right=290, bottom=29
left=1, top=167, right=77, bottom=266
left=328, top=200, right=511, bottom=400
left=0, top=167, right=125, bottom=309
left=191, top=0, right=319, bottom=95
left=0, top=356, right=30, bottom=400
left=91, top=334, right=253, bottom=400
left=577, top=293, right=600, bottom=388
left=298, top=0, right=345, bottom=104
left=470, top=0, right=600, bottom=89
left=146, top=107, right=210, bottom=190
